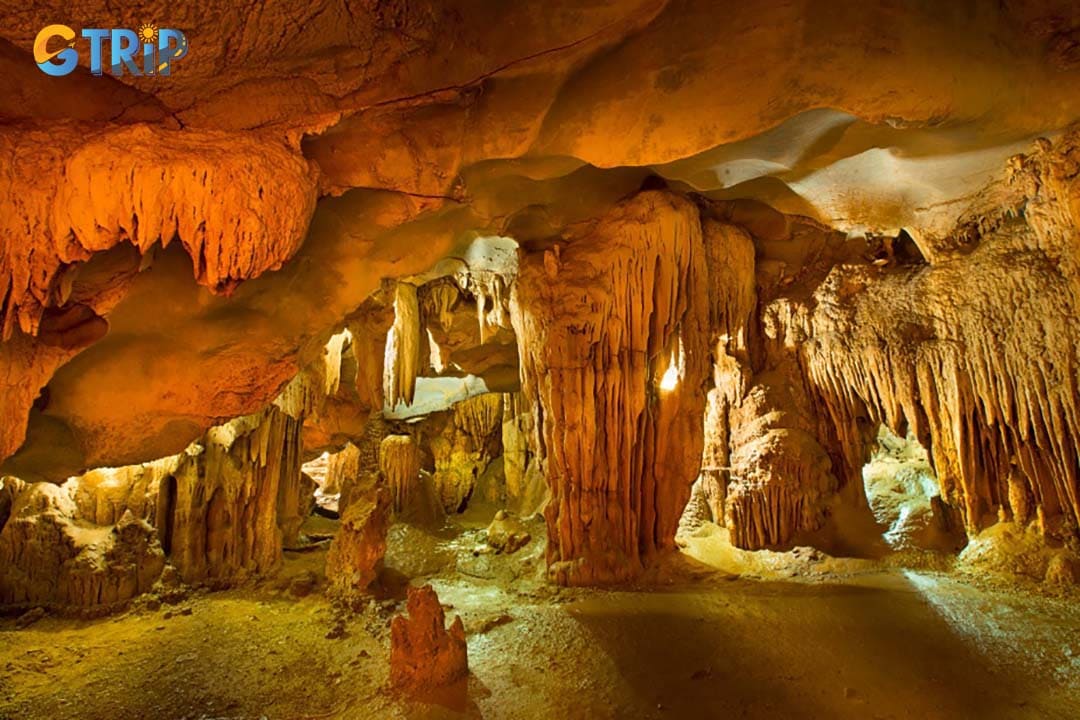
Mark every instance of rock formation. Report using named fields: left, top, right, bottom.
left=427, top=394, right=503, bottom=514
left=390, top=584, right=468, bottom=691
left=0, top=483, right=163, bottom=608
left=0, top=351, right=345, bottom=606
left=379, top=434, right=442, bottom=525
left=383, top=283, right=421, bottom=410
left=486, top=510, right=532, bottom=554
left=325, top=475, right=391, bottom=599
left=499, top=392, right=547, bottom=518
left=512, top=191, right=716, bottom=584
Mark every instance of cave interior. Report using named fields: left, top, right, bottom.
left=2, top=2, right=1080, bottom=718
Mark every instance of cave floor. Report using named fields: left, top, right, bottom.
left=1, top=520, right=1078, bottom=720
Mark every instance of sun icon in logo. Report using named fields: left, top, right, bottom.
left=137, top=23, right=158, bottom=44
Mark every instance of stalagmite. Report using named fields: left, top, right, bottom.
left=390, top=584, right=468, bottom=691
left=486, top=510, right=532, bottom=554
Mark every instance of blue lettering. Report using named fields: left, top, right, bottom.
left=110, top=29, right=140, bottom=76
left=81, top=28, right=109, bottom=76
left=156, top=29, right=187, bottom=76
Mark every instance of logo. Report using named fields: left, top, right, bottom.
left=34, top=23, right=188, bottom=77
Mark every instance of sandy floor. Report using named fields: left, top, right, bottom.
left=1, top=519, right=1078, bottom=720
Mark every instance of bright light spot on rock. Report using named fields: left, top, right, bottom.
left=659, top=341, right=684, bottom=392
left=660, top=362, right=680, bottom=391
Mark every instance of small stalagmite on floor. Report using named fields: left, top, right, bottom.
left=390, top=584, right=468, bottom=692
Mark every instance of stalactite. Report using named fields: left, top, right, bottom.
left=321, top=329, right=351, bottom=399
left=467, top=271, right=512, bottom=344
left=0, top=125, right=318, bottom=340
left=379, top=435, right=421, bottom=516
left=453, top=236, right=518, bottom=345
left=420, top=279, right=460, bottom=333
left=383, top=282, right=421, bottom=409
left=273, top=367, right=323, bottom=420
left=453, top=393, right=503, bottom=447
left=781, top=211, right=1080, bottom=539
left=349, top=297, right=395, bottom=411
left=512, top=191, right=716, bottom=585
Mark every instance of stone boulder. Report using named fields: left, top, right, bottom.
left=486, top=510, right=532, bottom=554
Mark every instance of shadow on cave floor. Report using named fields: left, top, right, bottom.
left=1, top=516, right=1078, bottom=720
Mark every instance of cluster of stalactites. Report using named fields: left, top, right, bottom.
left=268, top=328, right=353, bottom=420
left=0, top=125, right=318, bottom=341
left=463, top=270, right=512, bottom=344
left=784, top=213, right=1080, bottom=537
left=452, top=393, right=503, bottom=446
left=421, top=280, right=460, bottom=334
left=512, top=190, right=719, bottom=585
left=379, top=435, right=421, bottom=515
